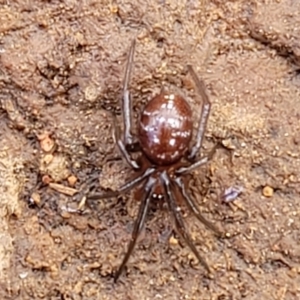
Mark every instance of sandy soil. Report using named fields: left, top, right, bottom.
left=0, top=0, right=300, bottom=299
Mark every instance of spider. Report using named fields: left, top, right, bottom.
left=88, top=39, right=224, bottom=282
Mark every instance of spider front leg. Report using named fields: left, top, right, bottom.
left=122, top=39, right=135, bottom=148
left=114, top=39, right=139, bottom=169
left=187, top=65, right=211, bottom=161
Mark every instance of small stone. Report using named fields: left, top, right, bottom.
left=222, top=138, right=236, bottom=150
left=43, top=153, right=54, bottom=165
left=40, top=154, right=70, bottom=182
left=38, top=132, right=55, bottom=152
left=84, top=85, right=99, bottom=102
left=169, top=236, right=178, bottom=245
left=19, top=272, right=28, bottom=279
left=42, top=174, right=52, bottom=184
left=262, top=185, right=274, bottom=197
left=60, top=210, right=71, bottom=219
left=68, top=175, right=77, bottom=186
left=30, top=192, right=41, bottom=205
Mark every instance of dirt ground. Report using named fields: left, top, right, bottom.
left=0, top=0, right=300, bottom=299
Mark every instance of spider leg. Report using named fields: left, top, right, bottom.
left=112, top=112, right=140, bottom=170
left=160, top=171, right=211, bottom=274
left=176, top=142, right=219, bottom=175
left=187, top=65, right=211, bottom=161
left=113, top=39, right=140, bottom=170
left=122, top=39, right=135, bottom=149
left=116, top=137, right=140, bottom=170
left=87, top=167, right=155, bottom=200
left=175, top=177, right=223, bottom=237
left=176, top=156, right=209, bottom=175
left=114, top=176, right=156, bottom=282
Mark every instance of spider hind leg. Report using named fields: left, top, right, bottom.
left=161, top=171, right=211, bottom=274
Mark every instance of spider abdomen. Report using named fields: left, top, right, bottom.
left=138, top=93, right=193, bottom=165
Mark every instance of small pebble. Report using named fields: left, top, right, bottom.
left=42, top=174, right=52, bottom=184
left=30, top=192, right=41, bottom=205
left=60, top=210, right=71, bottom=219
left=43, top=153, right=54, bottom=165
left=169, top=236, right=178, bottom=245
left=38, top=132, right=55, bottom=152
left=68, top=174, right=77, bottom=186
left=262, top=185, right=274, bottom=197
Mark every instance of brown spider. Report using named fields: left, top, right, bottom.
left=88, top=39, right=223, bottom=282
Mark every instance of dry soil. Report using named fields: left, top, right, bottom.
left=0, top=0, right=300, bottom=299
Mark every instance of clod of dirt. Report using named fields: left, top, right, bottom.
left=0, top=98, right=30, bottom=130
left=37, top=132, right=56, bottom=153
left=248, top=1, right=300, bottom=67
left=0, top=153, right=24, bottom=284
left=39, top=154, right=70, bottom=182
